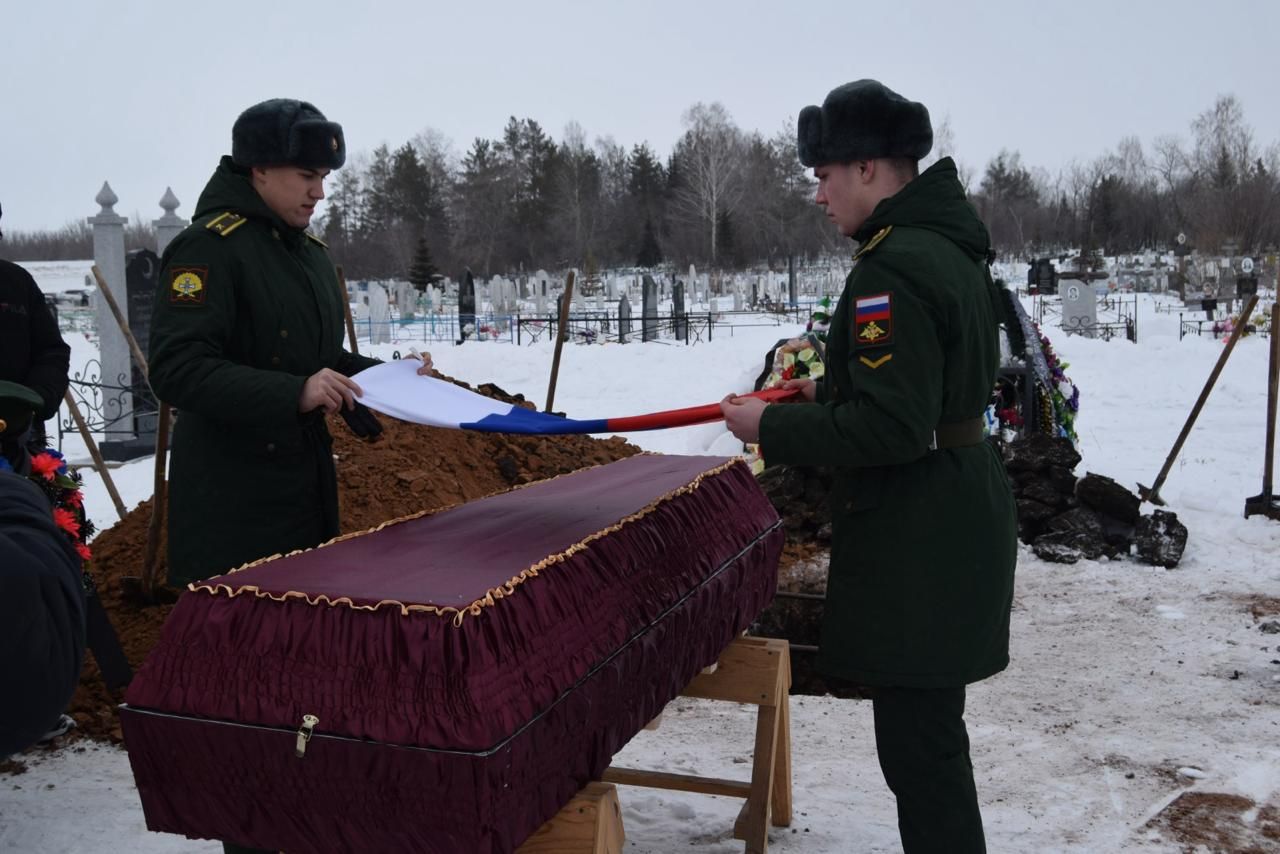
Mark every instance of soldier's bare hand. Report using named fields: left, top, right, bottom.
left=407, top=348, right=434, bottom=376
left=299, top=368, right=362, bottom=414
left=720, top=394, right=768, bottom=444
left=779, top=378, right=817, bottom=402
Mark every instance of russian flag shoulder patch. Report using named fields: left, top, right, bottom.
left=853, top=292, right=893, bottom=348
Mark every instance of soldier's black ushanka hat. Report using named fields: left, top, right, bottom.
left=797, top=79, right=933, bottom=167
left=231, top=99, right=346, bottom=170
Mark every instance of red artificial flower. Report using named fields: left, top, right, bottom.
left=75, top=542, right=92, bottom=562
left=781, top=365, right=794, bottom=380
left=31, top=453, right=61, bottom=481
left=998, top=407, right=1024, bottom=427
left=52, top=507, right=81, bottom=538
left=64, top=489, right=84, bottom=508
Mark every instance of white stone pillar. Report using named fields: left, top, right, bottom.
left=89, top=181, right=134, bottom=444
left=153, top=187, right=187, bottom=256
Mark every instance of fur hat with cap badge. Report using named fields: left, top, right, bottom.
left=231, top=98, right=345, bottom=170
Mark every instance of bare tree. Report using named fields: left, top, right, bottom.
left=553, top=121, right=603, bottom=263
left=670, top=102, right=745, bottom=266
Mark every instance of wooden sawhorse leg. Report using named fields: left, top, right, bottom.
left=603, top=636, right=793, bottom=854
left=517, top=781, right=625, bottom=854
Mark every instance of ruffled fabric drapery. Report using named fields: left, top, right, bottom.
left=122, top=455, right=783, bottom=853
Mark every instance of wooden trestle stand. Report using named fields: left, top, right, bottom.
left=519, top=636, right=793, bottom=854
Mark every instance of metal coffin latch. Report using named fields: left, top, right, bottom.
left=294, top=714, right=319, bottom=759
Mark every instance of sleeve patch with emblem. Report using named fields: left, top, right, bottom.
left=169, top=266, right=208, bottom=305
left=854, top=292, right=892, bottom=347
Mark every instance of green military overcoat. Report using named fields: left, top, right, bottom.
left=149, top=157, right=379, bottom=585
left=759, top=158, right=1017, bottom=688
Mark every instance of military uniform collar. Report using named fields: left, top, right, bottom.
left=193, top=156, right=309, bottom=247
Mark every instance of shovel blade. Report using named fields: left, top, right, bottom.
left=1137, top=482, right=1166, bottom=507
left=1244, top=493, right=1280, bottom=520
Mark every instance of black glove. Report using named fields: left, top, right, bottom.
left=339, top=401, right=383, bottom=440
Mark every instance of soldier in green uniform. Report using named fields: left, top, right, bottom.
left=149, top=99, right=432, bottom=854
left=722, top=80, right=1016, bottom=853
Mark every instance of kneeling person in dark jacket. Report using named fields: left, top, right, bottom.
left=0, top=384, right=86, bottom=757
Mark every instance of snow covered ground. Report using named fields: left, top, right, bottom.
left=2, top=260, right=1278, bottom=852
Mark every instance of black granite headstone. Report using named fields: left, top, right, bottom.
left=459, top=269, right=476, bottom=342
left=126, top=248, right=160, bottom=440
left=673, top=281, right=686, bottom=342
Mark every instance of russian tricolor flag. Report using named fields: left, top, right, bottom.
left=855, top=293, right=891, bottom=322
left=351, top=360, right=796, bottom=435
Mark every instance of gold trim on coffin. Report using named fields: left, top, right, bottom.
left=188, top=456, right=742, bottom=626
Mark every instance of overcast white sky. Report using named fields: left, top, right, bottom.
left=2, top=0, right=1277, bottom=232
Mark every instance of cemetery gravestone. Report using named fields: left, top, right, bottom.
left=459, top=271, right=477, bottom=341
left=368, top=284, right=391, bottom=345
left=618, top=295, right=631, bottom=343
left=1059, top=277, right=1097, bottom=337
left=673, top=282, right=687, bottom=342
left=396, top=282, right=415, bottom=320
left=124, top=248, right=159, bottom=446
left=642, top=274, right=658, bottom=342
left=1238, top=257, right=1258, bottom=299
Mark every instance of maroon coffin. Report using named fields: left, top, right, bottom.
left=121, top=454, right=782, bottom=853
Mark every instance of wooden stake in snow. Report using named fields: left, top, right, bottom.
left=337, top=265, right=360, bottom=356
left=545, top=270, right=576, bottom=414
left=1140, top=292, right=1260, bottom=506
left=62, top=388, right=126, bottom=520
left=1244, top=301, right=1279, bottom=520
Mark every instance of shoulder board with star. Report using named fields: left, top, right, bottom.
left=305, top=232, right=328, bottom=248
left=852, top=225, right=893, bottom=262
left=205, top=212, right=247, bottom=238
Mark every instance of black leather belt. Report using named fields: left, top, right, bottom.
left=929, top=417, right=986, bottom=450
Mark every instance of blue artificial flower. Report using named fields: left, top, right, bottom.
left=43, top=447, right=69, bottom=474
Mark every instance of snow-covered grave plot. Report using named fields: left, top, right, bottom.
left=2, top=260, right=1278, bottom=853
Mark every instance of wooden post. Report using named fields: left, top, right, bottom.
left=63, top=388, right=127, bottom=520
left=337, top=265, right=360, bottom=356
left=139, top=402, right=171, bottom=593
left=1262, top=303, right=1279, bottom=498
left=1245, top=302, right=1280, bottom=519
left=545, top=270, right=576, bottom=413
left=1141, top=292, right=1260, bottom=505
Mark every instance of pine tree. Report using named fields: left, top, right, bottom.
left=636, top=217, right=662, bottom=268
left=409, top=234, right=438, bottom=292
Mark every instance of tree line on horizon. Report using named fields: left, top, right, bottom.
left=5, top=95, right=1276, bottom=275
